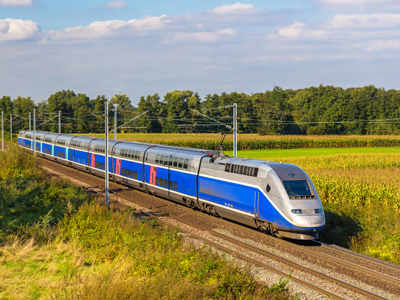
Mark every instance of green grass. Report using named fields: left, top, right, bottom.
left=0, top=146, right=294, bottom=300
left=226, top=146, right=400, bottom=159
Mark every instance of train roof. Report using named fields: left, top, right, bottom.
left=20, top=131, right=220, bottom=156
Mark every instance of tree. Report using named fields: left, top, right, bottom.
left=12, top=96, right=35, bottom=132
left=68, top=94, right=91, bottom=133
left=89, top=95, right=108, bottom=133
left=0, top=96, right=13, bottom=131
left=109, top=94, right=136, bottom=133
left=42, top=90, right=76, bottom=132
left=162, top=90, right=198, bottom=133
left=136, top=94, right=163, bottom=133
left=256, top=86, right=299, bottom=135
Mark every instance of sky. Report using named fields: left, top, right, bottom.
left=1, top=0, right=400, bottom=105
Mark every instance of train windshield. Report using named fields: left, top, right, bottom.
left=283, top=180, right=312, bottom=197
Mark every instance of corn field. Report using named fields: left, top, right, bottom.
left=84, top=133, right=400, bottom=151
left=263, top=153, right=400, bottom=264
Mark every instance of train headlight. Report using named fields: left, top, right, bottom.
left=314, top=209, right=323, bottom=213
left=291, top=209, right=303, bottom=214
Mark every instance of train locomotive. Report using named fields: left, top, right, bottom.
left=18, top=130, right=325, bottom=240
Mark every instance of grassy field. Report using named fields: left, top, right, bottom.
left=226, top=146, right=400, bottom=158
left=0, top=146, right=294, bottom=299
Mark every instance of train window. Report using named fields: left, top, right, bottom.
left=156, top=154, right=160, bottom=163
left=164, top=179, right=168, bottom=187
left=225, top=163, right=231, bottom=172
left=173, top=157, right=178, bottom=167
left=160, top=155, right=164, bottom=165
left=253, top=168, right=259, bottom=177
left=169, top=157, right=173, bottom=166
left=164, top=156, right=169, bottom=166
left=178, top=158, right=183, bottom=168
left=283, top=180, right=312, bottom=197
left=243, top=166, right=248, bottom=175
left=266, top=184, right=271, bottom=193
left=183, top=159, right=189, bottom=169
left=173, top=182, right=178, bottom=191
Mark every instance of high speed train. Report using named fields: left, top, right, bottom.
left=18, top=130, right=325, bottom=240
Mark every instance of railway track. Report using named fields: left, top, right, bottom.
left=208, top=212, right=400, bottom=296
left=38, top=156, right=399, bottom=299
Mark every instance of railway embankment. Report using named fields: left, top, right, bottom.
left=0, top=146, right=294, bottom=299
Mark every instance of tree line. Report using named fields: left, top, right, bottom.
left=1, top=85, right=400, bottom=135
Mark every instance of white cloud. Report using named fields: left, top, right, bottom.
left=0, top=18, right=40, bottom=41
left=366, top=39, right=400, bottom=51
left=2, top=2, right=400, bottom=104
left=168, top=28, right=236, bottom=43
left=331, top=13, right=400, bottom=29
left=322, top=0, right=381, bottom=4
left=212, top=3, right=258, bottom=14
left=0, top=0, right=32, bottom=6
left=103, top=1, right=127, bottom=9
left=48, top=15, right=169, bottom=40
left=277, top=22, right=325, bottom=39
left=278, top=22, right=306, bottom=38
left=318, top=0, right=400, bottom=11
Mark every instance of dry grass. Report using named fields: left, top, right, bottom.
left=0, top=203, right=293, bottom=299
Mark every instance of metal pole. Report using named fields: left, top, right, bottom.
left=10, top=113, right=12, bottom=144
left=58, top=110, right=61, bottom=134
left=233, top=103, right=237, bottom=158
left=113, top=103, right=118, bottom=140
left=1, top=111, right=3, bottom=151
left=33, top=108, right=36, bottom=156
left=29, top=112, right=31, bottom=131
left=105, top=101, right=109, bottom=207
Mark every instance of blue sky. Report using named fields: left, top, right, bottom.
left=1, top=0, right=400, bottom=105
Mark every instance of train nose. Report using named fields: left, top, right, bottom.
left=293, top=215, right=325, bottom=226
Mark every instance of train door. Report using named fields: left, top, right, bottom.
left=168, top=154, right=173, bottom=199
left=157, top=155, right=169, bottom=198
left=254, top=191, right=260, bottom=219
